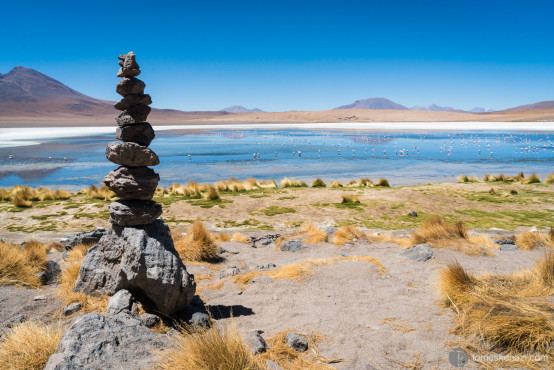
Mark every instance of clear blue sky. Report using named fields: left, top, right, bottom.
left=1, top=0, right=553, bottom=111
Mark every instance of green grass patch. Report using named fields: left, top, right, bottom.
left=187, top=199, right=233, bottom=209
left=277, top=196, right=298, bottom=200
left=254, top=206, right=297, bottom=216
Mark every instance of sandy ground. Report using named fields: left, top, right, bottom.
left=1, top=108, right=553, bottom=128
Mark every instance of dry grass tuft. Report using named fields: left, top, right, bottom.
left=300, top=222, right=328, bottom=244
left=0, top=321, right=64, bottom=370
left=332, top=226, right=367, bottom=245
left=0, top=240, right=44, bottom=287
left=341, top=194, right=360, bottom=204
left=439, top=254, right=554, bottom=365
left=174, top=222, right=220, bottom=262
left=85, top=184, right=114, bottom=200
left=231, top=232, right=250, bottom=244
left=329, top=181, right=343, bottom=188
left=57, top=243, right=109, bottom=312
left=545, top=173, right=554, bottom=185
left=524, top=173, right=542, bottom=184
left=257, top=330, right=336, bottom=369
left=11, top=191, right=33, bottom=207
left=457, top=175, right=478, bottom=183
left=233, top=256, right=385, bottom=290
left=375, top=178, right=390, bottom=187
left=214, top=233, right=231, bottom=242
left=311, top=178, right=326, bottom=188
left=516, top=230, right=554, bottom=250
left=280, top=177, right=308, bottom=188
left=157, top=321, right=261, bottom=370
left=411, top=216, right=467, bottom=244
left=204, top=185, right=221, bottom=201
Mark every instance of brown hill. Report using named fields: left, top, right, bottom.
left=501, top=100, right=554, bottom=112
left=335, top=98, right=409, bottom=110
left=0, top=67, right=226, bottom=121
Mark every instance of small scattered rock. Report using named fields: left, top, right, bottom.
left=323, top=226, right=337, bottom=236
left=6, top=315, right=26, bottom=328
left=35, top=260, right=61, bottom=285
left=107, top=289, right=136, bottom=316
left=494, top=238, right=516, bottom=245
left=189, top=312, right=210, bottom=328
left=530, top=226, right=539, bottom=232
left=286, top=332, right=308, bottom=352
left=251, top=276, right=275, bottom=284
left=266, top=360, right=284, bottom=370
left=250, top=234, right=281, bottom=246
left=139, top=313, right=161, bottom=328
left=220, top=266, right=240, bottom=279
left=258, top=263, right=276, bottom=269
left=33, top=295, right=48, bottom=301
left=399, top=244, right=433, bottom=262
left=343, top=242, right=354, bottom=246
left=247, top=330, right=267, bottom=354
left=280, top=240, right=304, bottom=253
left=63, top=302, right=82, bottom=316
left=408, top=210, right=418, bottom=217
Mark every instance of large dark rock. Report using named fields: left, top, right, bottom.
left=74, top=219, right=196, bottom=315
left=115, top=105, right=151, bottom=126
left=64, top=228, right=107, bottom=250
left=116, top=77, right=145, bottom=96
left=104, top=166, right=159, bottom=200
left=108, top=200, right=162, bottom=226
left=105, top=141, right=159, bottom=167
left=45, top=312, right=168, bottom=370
left=114, top=94, right=152, bottom=111
left=116, top=122, right=155, bottom=147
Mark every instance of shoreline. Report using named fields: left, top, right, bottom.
left=1, top=121, right=553, bottom=148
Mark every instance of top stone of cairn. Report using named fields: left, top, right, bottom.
left=117, top=52, right=141, bottom=78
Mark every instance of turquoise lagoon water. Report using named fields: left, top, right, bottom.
left=0, top=128, right=552, bottom=189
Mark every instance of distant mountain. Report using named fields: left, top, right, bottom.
left=469, top=107, right=495, bottom=113
left=220, top=105, right=264, bottom=113
left=410, top=104, right=466, bottom=113
left=0, top=66, right=227, bottom=120
left=501, top=101, right=554, bottom=112
left=335, top=97, right=409, bottom=110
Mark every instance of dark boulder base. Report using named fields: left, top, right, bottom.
left=108, top=200, right=162, bottom=226
left=45, top=312, right=168, bottom=370
left=105, top=141, right=159, bottom=167
left=116, top=122, right=155, bottom=146
left=74, top=220, right=196, bottom=315
left=104, top=166, right=159, bottom=200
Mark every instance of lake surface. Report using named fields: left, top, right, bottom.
left=0, top=125, right=553, bottom=189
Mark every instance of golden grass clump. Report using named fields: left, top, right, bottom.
left=158, top=321, right=261, bottom=370
left=85, top=184, right=115, bottom=200
left=488, top=187, right=496, bottom=194
left=439, top=254, right=554, bottom=364
left=329, top=181, right=343, bottom=188
left=233, top=256, right=386, bottom=290
left=204, top=185, right=221, bottom=201
left=11, top=190, right=33, bottom=207
left=300, top=222, right=328, bottom=244
left=311, top=178, right=326, bottom=188
left=524, top=173, right=542, bottom=184
left=20, top=239, right=49, bottom=267
left=0, top=240, right=44, bottom=287
left=341, top=194, right=360, bottom=204
left=257, top=330, right=335, bottom=369
left=214, top=233, right=231, bottom=242
left=280, top=177, right=308, bottom=188
left=174, top=221, right=220, bottom=262
left=411, top=216, right=467, bottom=244
left=332, top=226, right=367, bottom=245
left=545, top=173, right=554, bottom=184
left=0, top=321, right=64, bottom=370
left=375, top=178, right=389, bottom=187
left=0, top=188, right=10, bottom=201
left=58, top=243, right=109, bottom=312
left=516, top=230, right=554, bottom=250
left=231, top=232, right=250, bottom=244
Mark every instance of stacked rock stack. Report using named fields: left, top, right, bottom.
left=73, top=52, right=196, bottom=316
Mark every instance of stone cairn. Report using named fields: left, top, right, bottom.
left=73, top=52, right=196, bottom=315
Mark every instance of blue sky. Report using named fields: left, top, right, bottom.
left=1, top=0, right=553, bottom=111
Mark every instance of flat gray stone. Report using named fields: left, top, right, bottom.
left=116, top=122, right=155, bottom=147
left=5, top=315, right=25, bottom=328
left=266, top=360, right=284, bottom=370
left=114, top=94, right=152, bottom=111
left=220, top=266, right=239, bottom=279
left=106, top=289, right=136, bottom=315
left=280, top=240, right=304, bottom=252
left=63, top=302, right=82, bottom=316
left=247, top=330, right=267, bottom=354
left=399, top=244, right=433, bottom=262
left=105, top=141, right=159, bottom=167
left=104, top=166, right=159, bottom=201
left=251, top=276, right=274, bottom=284
left=115, top=105, right=151, bottom=126
left=45, top=312, right=168, bottom=370
left=108, top=200, right=162, bottom=226
left=189, top=311, right=210, bottom=328
left=500, top=244, right=519, bottom=251
left=116, top=77, right=145, bottom=96
left=74, top=219, right=195, bottom=315
left=139, top=313, right=161, bottom=328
